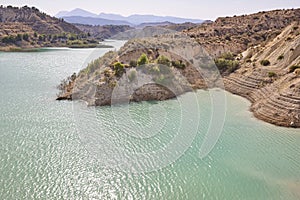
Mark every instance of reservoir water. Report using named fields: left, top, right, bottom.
left=0, top=41, right=299, bottom=199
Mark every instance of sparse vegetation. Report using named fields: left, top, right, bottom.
left=172, top=60, right=186, bottom=69
left=214, top=58, right=239, bottom=73
left=156, top=55, right=171, bottom=66
left=220, top=52, right=235, bottom=60
left=260, top=60, right=271, bottom=66
left=277, top=54, right=284, bottom=60
left=137, top=53, right=149, bottom=66
left=289, top=65, right=300, bottom=73
left=268, top=71, right=277, bottom=77
left=113, top=62, right=125, bottom=77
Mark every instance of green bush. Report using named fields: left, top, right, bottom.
left=22, top=33, right=29, bottom=41
left=268, top=71, right=277, bottom=78
left=16, top=34, right=23, bottom=41
left=172, top=60, right=186, bottom=69
left=260, top=60, right=270, bottom=66
left=113, top=62, right=125, bottom=77
left=220, top=52, right=235, bottom=60
left=214, top=58, right=239, bottom=73
left=289, top=65, right=300, bottom=73
left=1, top=35, right=17, bottom=44
left=137, top=53, right=149, bottom=66
left=156, top=55, right=171, bottom=66
left=277, top=54, right=284, bottom=60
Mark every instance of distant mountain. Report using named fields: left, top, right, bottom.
left=98, top=13, right=126, bottom=21
left=55, top=9, right=204, bottom=26
left=56, top=8, right=98, bottom=18
left=62, top=16, right=133, bottom=26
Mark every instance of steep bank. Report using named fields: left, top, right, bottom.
left=58, top=8, right=300, bottom=128
left=224, top=23, right=300, bottom=127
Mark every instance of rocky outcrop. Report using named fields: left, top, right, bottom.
left=224, top=23, right=300, bottom=127
left=57, top=34, right=215, bottom=106
left=185, top=8, right=300, bottom=57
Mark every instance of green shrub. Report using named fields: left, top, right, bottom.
left=156, top=55, right=171, bottom=66
left=220, top=52, right=235, bottom=60
left=277, top=54, right=284, bottom=60
left=22, top=33, right=29, bottom=41
left=1, top=35, right=17, bottom=44
left=137, top=53, right=149, bottom=66
left=268, top=71, right=277, bottom=78
left=113, top=62, right=125, bottom=77
left=16, top=34, right=23, bottom=41
left=214, top=58, right=239, bottom=73
left=172, top=60, right=186, bottom=69
left=289, top=65, right=300, bottom=73
left=260, top=60, right=270, bottom=66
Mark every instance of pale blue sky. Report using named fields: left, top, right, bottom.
left=2, top=0, right=300, bottom=19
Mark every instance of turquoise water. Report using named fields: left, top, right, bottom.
left=0, top=41, right=300, bottom=199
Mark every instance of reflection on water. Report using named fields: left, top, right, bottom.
left=0, top=41, right=299, bottom=199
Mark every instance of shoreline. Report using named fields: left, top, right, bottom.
left=0, top=44, right=114, bottom=52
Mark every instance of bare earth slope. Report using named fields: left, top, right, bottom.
left=185, top=8, right=300, bottom=57
left=224, top=23, right=300, bottom=127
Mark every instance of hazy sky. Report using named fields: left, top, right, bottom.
left=2, top=0, right=300, bottom=20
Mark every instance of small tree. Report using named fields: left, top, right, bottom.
left=137, top=53, right=149, bottom=66
left=113, top=62, right=125, bottom=77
